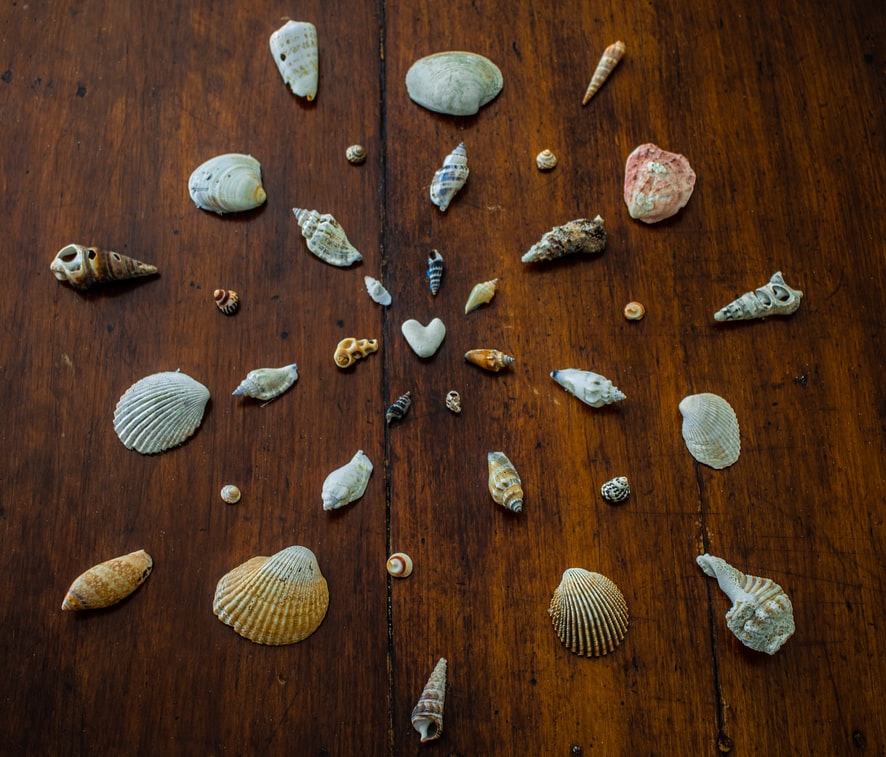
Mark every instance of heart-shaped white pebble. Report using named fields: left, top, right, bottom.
left=401, top=317, right=446, bottom=358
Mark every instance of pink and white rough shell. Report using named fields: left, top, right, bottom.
left=623, top=143, right=696, bottom=223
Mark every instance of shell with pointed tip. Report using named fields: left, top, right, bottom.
left=51, top=244, right=158, bottom=290
left=232, top=364, right=298, bottom=401
left=188, top=153, right=267, bottom=214
left=364, top=276, right=392, bottom=306
left=269, top=20, right=318, bottom=100
left=411, top=657, right=447, bottom=742
left=293, top=208, right=363, bottom=267
left=346, top=144, right=366, bottom=165
left=696, top=553, right=794, bottom=654
left=487, top=451, right=523, bottom=512
left=430, top=142, right=469, bottom=212
left=114, top=371, right=210, bottom=454
left=322, top=450, right=373, bottom=510
left=624, top=144, right=696, bottom=223
left=334, top=337, right=378, bottom=368
left=536, top=149, right=558, bottom=171
left=679, top=393, right=740, bottom=469
left=550, top=369, right=626, bottom=408
left=406, top=50, right=503, bottom=116
left=464, top=348, right=514, bottom=372
left=62, top=550, right=153, bottom=611
left=465, top=278, right=498, bottom=313
left=714, top=271, right=803, bottom=322
left=214, top=288, right=240, bottom=315
left=386, top=552, right=414, bottom=578
left=582, top=40, right=626, bottom=105
left=601, top=476, right=631, bottom=503
left=445, top=390, right=462, bottom=414
left=386, top=392, right=412, bottom=424
left=213, top=545, right=328, bottom=645
left=549, top=568, right=629, bottom=657
left=521, top=216, right=607, bottom=263
left=426, top=250, right=444, bottom=294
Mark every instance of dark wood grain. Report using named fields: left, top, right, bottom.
left=0, top=0, right=883, bottom=755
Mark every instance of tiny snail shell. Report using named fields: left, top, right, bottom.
left=624, top=301, right=646, bottom=320
left=386, top=552, right=414, bottom=578
left=214, top=288, right=240, bottom=315
left=221, top=484, right=241, bottom=504
left=346, top=144, right=367, bottom=165
left=536, top=149, right=557, bottom=171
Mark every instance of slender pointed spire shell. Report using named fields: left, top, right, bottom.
left=51, top=244, right=158, bottom=290
left=411, top=658, right=447, bottom=742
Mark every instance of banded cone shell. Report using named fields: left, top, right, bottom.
left=188, top=153, right=266, bottom=214
left=714, top=271, right=803, bottom=322
left=487, top=451, right=524, bottom=512
left=521, top=216, right=607, bottom=263
left=550, top=369, right=626, bottom=408
left=411, top=657, right=447, bottom=742
left=269, top=20, right=319, bottom=100
left=293, top=208, right=363, bottom=267
left=582, top=40, right=626, bottom=105
left=549, top=568, right=629, bottom=657
left=213, top=288, right=240, bottom=315
left=334, top=337, right=378, bottom=368
left=426, top=250, right=444, bottom=295
left=406, top=51, right=503, bottom=116
left=464, top=278, right=498, bottom=313
left=50, top=244, right=158, bottom=291
left=430, top=142, right=469, bottom=212
left=679, top=393, right=740, bottom=469
left=385, top=392, right=412, bottom=424
left=232, top=364, right=299, bottom=401
left=364, top=276, right=392, bottom=306
left=322, top=450, right=373, bottom=510
left=464, top=348, right=515, bottom=372
left=213, top=545, right=329, bottom=645
left=62, top=550, right=153, bottom=611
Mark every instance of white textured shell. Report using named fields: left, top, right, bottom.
left=536, top=149, right=558, bottom=171
left=412, top=657, right=447, bottom=742
left=549, top=568, right=629, bottom=657
left=364, top=276, right=392, bottom=306
left=114, top=371, right=210, bottom=454
left=293, top=208, right=363, bottom=267
left=406, top=51, right=503, bottom=116
left=714, top=271, right=803, bottom=322
left=521, top=216, right=607, bottom=263
left=679, top=393, right=740, bottom=469
left=430, top=142, right=469, bottom=212
left=322, top=450, right=373, bottom=510
left=269, top=20, right=319, bottom=100
left=550, top=369, right=626, bottom=408
left=188, top=154, right=267, bottom=214
left=232, top=364, right=298, bottom=401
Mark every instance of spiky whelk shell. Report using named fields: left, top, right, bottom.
left=582, top=40, right=626, bottom=105
left=232, top=364, right=299, bottom=401
left=268, top=20, right=319, bottom=100
left=430, top=142, right=469, bottom=212
left=188, top=153, right=267, bottom=214
left=714, top=271, right=803, bottom=322
left=521, top=216, right=606, bottom=263
left=293, top=208, right=363, bottom=267
left=679, top=393, right=740, bottom=469
left=322, top=450, right=373, bottom=510
left=487, top=451, right=524, bottom=512
left=550, top=369, right=626, bottom=408
left=50, top=244, right=158, bottom=290
left=549, top=568, right=629, bottom=657
left=411, top=657, right=447, bottom=742
left=62, top=550, right=153, bottom=611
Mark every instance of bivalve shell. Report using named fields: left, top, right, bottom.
left=624, top=143, right=696, bottom=223
left=430, top=142, right=469, bottom=212
left=293, top=208, right=363, bottom=267
left=600, top=476, right=631, bottom=503
left=269, top=20, right=319, bottom=100
left=521, top=216, right=606, bottom=263
left=188, top=153, right=266, bottom=214
left=62, top=550, right=153, bottom=611
left=51, top=244, right=158, bottom=291
left=232, top=364, right=298, bottom=401
left=714, top=271, right=803, bottom=322
left=411, top=657, right=447, bottom=742
left=322, top=450, right=373, bottom=510
left=550, top=369, right=625, bottom=408
left=679, top=393, right=740, bottom=469
left=406, top=51, right=503, bottom=116
left=487, top=451, right=524, bottom=512
left=549, top=568, right=629, bottom=657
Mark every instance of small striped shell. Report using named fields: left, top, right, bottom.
left=334, top=337, right=378, bottom=368
left=293, top=208, right=363, bottom=267
left=412, top=657, right=447, bottom=742
left=549, top=568, right=629, bottom=657
left=430, top=142, right=469, bottom=212
left=346, top=144, right=367, bottom=165
left=582, top=40, right=626, bottom=105
left=465, top=278, right=498, bottom=313
left=714, top=271, right=803, bottom=322
left=464, top=348, right=514, bottom=372
left=213, top=288, right=240, bottom=315
left=188, top=154, right=267, bottom=214
left=536, top=149, right=558, bottom=171
left=521, top=216, right=607, bottom=263
left=550, top=369, right=626, bottom=408
left=232, top=364, right=299, bottom=401
left=114, top=371, right=210, bottom=454
left=487, top=451, right=523, bottom=512
left=62, top=550, right=153, bottom=611
left=679, top=393, right=740, bottom=469
left=51, top=244, right=159, bottom=290
left=426, top=250, right=444, bottom=295
left=269, top=20, right=319, bottom=100
left=386, top=552, right=414, bottom=578
left=600, top=476, right=631, bottom=503
left=322, top=450, right=373, bottom=510
left=364, top=276, right=392, bottom=306
left=385, top=391, right=412, bottom=424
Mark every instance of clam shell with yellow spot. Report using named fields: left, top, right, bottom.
left=548, top=568, right=629, bottom=657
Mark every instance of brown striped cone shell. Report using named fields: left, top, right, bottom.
left=624, top=143, right=696, bottom=223
left=232, top=364, right=299, bottom=401
left=213, top=545, right=329, bottom=645
left=464, top=278, right=498, bottom=313
left=411, top=657, right=447, bottom=742
left=430, top=142, right=469, bottom=212
left=521, top=216, right=607, bottom=263
left=487, top=451, right=524, bottom=512
left=50, top=244, right=158, bottom=291
left=386, top=552, right=414, bottom=578
left=679, top=393, right=740, bottom=469
left=385, top=391, right=412, bottom=424
left=696, top=554, right=795, bottom=654
left=600, top=476, right=631, bottom=503
left=464, top=348, right=515, bottom=372
left=406, top=51, right=503, bottom=116
left=582, top=40, right=626, bottom=105
left=426, top=250, right=444, bottom=295
left=334, top=337, right=378, bottom=368
left=550, top=369, right=626, bottom=408
left=293, top=207, right=363, bottom=267
left=714, top=271, right=803, bottom=322
left=62, top=549, right=153, bottom=611
left=322, top=450, right=373, bottom=510
left=213, top=288, right=240, bottom=315
left=549, top=568, right=629, bottom=657
left=188, top=153, right=267, bottom=214
left=269, top=20, right=318, bottom=100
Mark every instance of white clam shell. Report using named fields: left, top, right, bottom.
left=679, top=393, right=740, bottom=469
left=430, top=142, right=469, bottom=212
left=406, top=51, right=503, bottom=116
left=269, top=20, right=319, bottom=100
left=293, top=208, right=363, bottom=267
left=550, top=369, right=626, bottom=408
left=714, top=271, right=803, bottom=322
left=401, top=318, right=446, bottom=358
left=322, top=450, right=373, bottom=510
left=113, top=371, right=210, bottom=454
left=549, top=568, right=629, bottom=657
left=232, top=364, right=298, bottom=401
left=364, top=275, right=392, bottom=306
left=188, top=154, right=266, bottom=214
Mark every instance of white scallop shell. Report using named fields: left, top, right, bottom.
left=322, top=450, right=373, bottom=510
left=430, top=142, right=469, bottom=212
left=406, top=51, right=503, bottom=116
left=550, top=369, right=626, bottom=408
left=269, top=20, right=319, bottom=101
left=679, top=393, right=740, bottom=469
left=232, top=364, right=298, bottom=401
left=714, top=271, right=803, bottom=322
left=113, top=371, right=210, bottom=454
left=548, top=568, right=629, bottom=657
left=293, top=208, right=363, bottom=267
left=188, top=154, right=266, bottom=214
left=364, top=275, right=392, bottom=306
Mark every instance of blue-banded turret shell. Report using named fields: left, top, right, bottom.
left=406, top=51, right=503, bottom=116
left=50, top=244, right=158, bottom=291
left=232, top=364, right=298, bottom=401
left=426, top=250, right=444, bottom=295
left=269, top=20, right=319, bottom=101
left=549, top=568, right=629, bottom=657
left=679, top=393, right=740, bottom=469
left=322, top=450, right=373, bottom=510
left=487, top=451, right=523, bottom=512
left=385, top=392, right=412, bottom=424
left=550, top=369, right=625, bottom=408
left=430, top=142, right=469, bottom=212
left=293, top=208, right=363, bottom=267
left=62, top=550, right=153, bottom=611
left=522, top=216, right=607, bottom=263
left=714, top=271, right=803, bottom=322
left=188, top=154, right=267, bottom=214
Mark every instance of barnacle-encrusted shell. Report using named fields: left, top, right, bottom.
left=213, top=545, right=329, bottom=645
left=51, top=244, right=158, bottom=290
left=521, top=216, right=607, bottom=263
left=364, top=276, right=392, bottom=306
left=232, top=364, right=298, bottom=401
left=220, top=484, right=241, bottom=504
left=346, top=144, right=366, bottom=165
left=214, top=288, right=240, bottom=315
left=696, top=553, right=795, bottom=654
left=464, top=278, right=498, bottom=313
left=487, top=451, right=524, bottom=512
left=114, top=371, right=210, bottom=454
left=550, top=369, right=626, bottom=408
left=582, top=40, right=626, bottom=105
left=623, top=301, right=645, bottom=320
left=600, top=476, right=631, bottom=503
left=464, top=348, right=515, bottom=372
left=536, top=149, right=558, bottom=171
left=411, top=657, right=447, bottom=742
left=430, top=142, right=469, bottom=212
left=679, top=393, right=740, bottom=469
left=322, top=450, right=373, bottom=510
left=426, top=250, right=444, bottom=295
left=188, top=153, right=267, bottom=214
left=334, top=337, right=378, bottom=368
left=445, top=390, right=462, bottom=414
left=269, top=20, right=319, bottom=100
left=624, top=144, right=696, bottom=223
left=386, top=552, right=414, bottom=578
left=549, top=568, right=629, bottom=657
left=386, top=391, right=412, bottom=424
left=61, top=550, right=153, bottom=611
left=406, top=51, right=503, bottom=116
left=714, top=271, right=803, bottom=322
left=293, top=208, right=363, bottom=267
left=401, top=318, right=446, bottom=358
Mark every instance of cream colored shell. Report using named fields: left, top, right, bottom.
left=549, top=568, right=629, bottom=657
left=406, top=51, right=503, bottom=116
left=487, top=451, right=524, bottom=512
left=62, top=549, right=153, bottom=611
left=465, top=278, right=498, bottom=313
left=536, top=149, right=558, bottom=171
left=322, top=450, right=373, bottom=510
left=582, top=40, right=626, bottom=105
left=550, top=369, right=626, bottom=408
left=411, top=657, right=447, bottom=742
left=293, top=208, right=363, bottom=267
left=269, top=20, right=319, bottom=100
left=188, top=153, right=266, bottom=214
left=679, top=393, right=740, bottom=469
left=232, top=364, right=299, bottom=401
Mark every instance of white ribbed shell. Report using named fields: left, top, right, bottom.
left=188, top=153, right=266, bottom=214
left=549, top=568, right=629, bottom=657
left=550, top=369, right=626, bottom=408
left=293, top=208, right=363, bottom=267
left=679, top=393, right=740, bottom=469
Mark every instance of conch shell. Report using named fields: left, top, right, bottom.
left=714, top=271, right=803, bottom=322
left=464, top=348, right=514, bottom=372
left=411, top=657, right=447, bottom=742
left=188, top=153, right=267, bottom=214
left=293, top=208, right=363, bottom=267
left=549, top=568, right=629, bottom=657
left=521, top=216, right=606, bottom=263
left=334, top=337, right=378, bottom=368
left=487, top=451, right=524, bottom=512
left=679, top=393, right=740, bottom=469
left=62, top=549, right=153, bottom=611
left=232, top=364, right=299, bottom=401
left=322, top=449, right=373, bottom=510
left=430, top=142, right=469, bottom=212
left=51, top=244, right=158, bottom=290
left=269, top=20, right=319, bottom=100
left=582, top=40, right=626, bottom=105
left=464, top=279, right=498, bottom=313
left=550, top=369, right=626, bottom=408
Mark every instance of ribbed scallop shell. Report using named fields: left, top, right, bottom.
left=406, top=50, right=503, bottom=116
left=62, top=550, right=153, bottom=611
left=600, top=476, right=631, bottom=503
left=322, top=450, right=373, bottom=510
left=232, top=364, right=298, bottom=401
left=213, top=288, right=240, bottom=315
left=464, top=348, right=514, bottom=372
left=188, top=153, right=267, bottom=214
left=364, top=276, right=392, bottom=306
left=411, top=657, right=447, bottom=742
left=385, top=391, right=412, bottom=424
left=549, top=568, right=629, bottom=657
left=430, top=142, right=469, bottom=212
left=114, top=371, right=210, bottom=454
left=714, top=271, right=803, bottom=322
left=213, top=545, right=329, bottom=645
left=521, top=216, right=607, bottom=263
left=679, top=393, right=740, bottom=469
left=464, top=278, right=498, bottom=313
left=426, top=250, right=444, bottom=295
left=293, top=208, right=363, bottom=267
left=50, top=244, right=158, bottom=291
left=550, top=369, right=626, bottom=408
left=269, top=20, right=319, bottom=100
left=582, top=40, right=626, bottom=105
left=487, top=451, right=524, bottom=512
left=334, top=337, right=378, bottom=368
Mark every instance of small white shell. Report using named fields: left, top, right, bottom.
left=430, top=142, right=469, bottom=212
left=232, top=364, right=298, bottom=401
left=322, top=450, right=373, bottom=510
left=679, top=393, right=740, bottom=469
left=406, top=51, right=503, bottom=116
left=600, top=476, right=631, bottom=503
left=269, top=20, right=319, bottom=101
left=550, top=369, right=626, bottom=408
left=346, top=144, right=367, bottom=164
left=364, top=276, right=392, bottom=306
left=293, top=208, right=363, bottom=267
left=464, top=279, right=498, bottom=313
left=623, top=301, right=645, bottom=320
left=445, top=390, right=462, bottom=414
left=536, top=149, right=558, bottom=171
left=411, top=657, right=447, bottom=742
left=188, top=154, right=267, bottom=214
left=221, top=485, right=241, bottom=504
left=714, top=271, right=803, bottom=322
left=549, top=568, right=629, bottom=657
left=386, top=553, right=413, bottom=578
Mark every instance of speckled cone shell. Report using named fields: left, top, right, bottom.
left=430, top=142, right=469, bottom=212
left=521, top=216, right=607, bottom=263
left=464, top=278, right=498, bottom=313
left=487, top=451, right=524, bottom=512
left=411, top=657, right=447, bottom=742
left=406, top=50, right=503, bottom=116
left=293, top=208, right=363, bottom=267
left=188, top=153, right=267, bottom=214
left=582, top=40, right=626, bottom=105
left=623, top=143, right=696, bottom=223
left=213, top=545, right=329, bottom=645
left=50, top=244, right=158, bottom=291
left=269, top=20, right=319, bottom=100
left=232, top=364, right=299, bottom=401
left=549, top=568, right=629, bottom=657
left=322, top=450, right=373, bottom=510
left=114, top=371, right=210, bottom=454
left=550, top=369, right=626, bottom=408
left=679, top=393, right=740, bottom=469
left=696, top=554, right=795, bottom=654
left=714, top=271, right=803, bottom=322
left=62, top=550, right=153, bottom=611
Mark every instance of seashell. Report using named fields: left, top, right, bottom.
left=464, top=348, right=515, bottom=372
left=536, top=148, right=558, bottom=171
left=548, top=568, right=629, bottom=657
left=487, top=451, right=524, bottom=512
left=50, top=243, right=158, bottom=291
left=401, top=318, right=446, bottom=358
left=406, top=50, right=503, bottom=116
left=220, top=484, right=241, bottom=504
left=430, top=142, right=469, bottom=212
left=322, top=449, right=373, bottom=510
left=445, top=390, right=462, bottom=414
left=62, top=549, right=153, bottom=611
left=334, top=337, right=378, bottom=368
left=385, top=391, right=412, bottom=424
left=213, top=545, right=328, bottom=645
left=293, top=208, right=363, bottom=267
left=188, top=153, right=267, bottom=214
left=582, top=40, right=626, bottom=105
left=696, top=553, right=795, bottom=654
left=464, top=278, right=498, bottom=313
left=269, top=20, right=319, bottom=100
left=679, top=393, right=740, bottom=469
left=550, top=369, right=626, bottom=408
left=623, top=301, right=645, bottom=321
left=232, top=364, right=298, bottom=401
left=426, top=250, right=444, bottom=295
left=521, top=216, right=607, bottom=263
left=114, top=371, right=210, bottom=454
left=364, top=275, right=392, bottom=306
left=386, top=552, right=414, bottom=578
left=714, top=271, right=803, bottom=322
left=624, top=143, right=696, bottom=223
left=600, top=476, right=631, bottom=504
left=346, top=144, right=366, bottom=165
left=411, top=657, right=447, bottom=742
left=214, top=288, right=240, bottom=315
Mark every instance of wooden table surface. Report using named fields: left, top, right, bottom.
left=1, top=1, right=883, bottom=755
